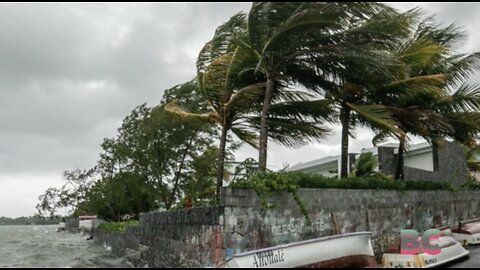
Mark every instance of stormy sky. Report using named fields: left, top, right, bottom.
left=0, top=3, right=478, bottom=217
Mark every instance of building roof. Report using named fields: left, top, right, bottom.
left=288, top=155, right=339, bottom=171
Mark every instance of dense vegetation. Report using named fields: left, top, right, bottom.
left=235, top=171, right=458, bottom=192
left=98, top=220, right=140, bottom=233
left=36, top=3, right=480, bottom=221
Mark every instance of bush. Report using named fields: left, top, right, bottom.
left=98, top=220, right=139, bottom=233
left=234, top=171, right=458, bottom=192
left=233, top=172, right=310, bottom=223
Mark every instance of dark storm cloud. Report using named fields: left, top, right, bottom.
left=0, top=3, right=249, bottom=175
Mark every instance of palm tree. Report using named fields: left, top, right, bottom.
left=371, top=18, right=480, bottom=180
left=243, top=2, right=415, bottom=172
left=166, top=13, right=333, bottom=202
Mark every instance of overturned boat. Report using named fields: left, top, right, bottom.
left=220, top=232, right=377, bottom=268
left=382, top=229, right=469, bottom=268
left=451, top=218, right=480, bottom=246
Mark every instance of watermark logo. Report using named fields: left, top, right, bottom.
left=400, top=229, right=442, bottom=255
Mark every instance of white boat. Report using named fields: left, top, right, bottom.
left=382, top=229, right=469, bottom=268
left=220, top=232, right=377, bottom=268
left=451, top=218, right=480, bottom=246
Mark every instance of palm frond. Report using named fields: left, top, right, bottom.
left=248, top=2, right=304, bottom=52
left=445, top=111, right=480, bottom=143
left=445, top=52, right=480, bottom=87
left=353, top=152, right=379, bottom=177
left=245, top=116, right=330, bottom=148
left=273, top=89, right=320, bottom=102
left=451, top=84, right=480, bottom=111
left=224, top=83, right=266, bottom=114
left=197, top=12, right=247, bottom=74
left=384, top=74, right=446, bottom=89
left=372, top=131, right=393, bottom=146
left=445, top=83, right=480, bottom=112
left=398, top=37, right=444, bottom=68
left=267, top=118, right=330, bottom=148
left=224, top=45, right=262, bottom=96
left=164, top=100, right=221, bottom=124
left=231, top=127, right=259, bottom=149
left=269, top=99, right=335, bottom=122
left=348, top=103, right=403, bottom=136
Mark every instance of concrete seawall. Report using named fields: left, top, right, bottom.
left=93, top=188, right=480, bottom=267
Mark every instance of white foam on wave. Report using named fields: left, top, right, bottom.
left=103, top=243, right=112, bottom=252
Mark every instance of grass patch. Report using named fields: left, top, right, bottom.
left=98, top=220, right=139, bottom=233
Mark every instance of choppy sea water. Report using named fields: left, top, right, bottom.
left=0, top=225, right=131, bottom=268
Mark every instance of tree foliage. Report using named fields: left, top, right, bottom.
left=38, top=82, right=220, bottom=221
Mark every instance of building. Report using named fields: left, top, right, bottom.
left=288, top=141, right=469, bottom=186
left=288, top=142, right=433, bottom=176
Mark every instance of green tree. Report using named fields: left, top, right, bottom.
left=78, top=172, right=158, bottom=221
left=97, top=81, right=216, bottom=210
left=36, top=188, right=61, bottom=218
left=182, top=147, right=219, bottom=206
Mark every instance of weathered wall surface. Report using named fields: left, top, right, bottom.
left=378, top=141, right=469, bottom=186
left=94, top=207, right=225, bottom=268
left=65, top=218, right=79, bottom=233
left=94, top=188, right=480, bottom=267
left=93, top=226, right=145, bottom=266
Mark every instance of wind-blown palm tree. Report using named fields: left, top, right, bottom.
left=370, top=18, right=480, bottom=180
left=243, top=2, right=415, bottom=172
left=166, top=13, right=333, bottom=202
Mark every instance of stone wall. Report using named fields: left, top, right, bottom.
left=378, top=141, right=469, bottom=186
left=93, top=188, right=480, bottom=267
left=93, top=226, right=145, bottom=266
left=221, top=188, right=480, bottom=259
left=65, top=218, right=79, bottom=233
left=94, top=207, right=225, bottom=268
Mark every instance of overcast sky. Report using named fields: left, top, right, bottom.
left=0, top=3, right=478, bottom=217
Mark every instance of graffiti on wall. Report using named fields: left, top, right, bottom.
left=271, top=217, right=326, bottom=236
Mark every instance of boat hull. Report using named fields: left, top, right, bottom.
left=223, top=232, right=376, bottom=268
left=301, top=254, right=377, bottom=268
left=382, top=240, right=469, bottom=268
left=452, top=232, right=480, bottom=245
left=451, top=220, right=480, bottom=245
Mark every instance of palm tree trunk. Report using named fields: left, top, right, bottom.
left=340, top=105, right=351, bottom=178
left=395, top=137, right=405, bottom=181
left=215, top=124, right=229, bottom=204
left=258, top=76, right=274, bottom=172
left=432, top=140, right=439, bottom=172
left=167, top=133, right=196, bottom=210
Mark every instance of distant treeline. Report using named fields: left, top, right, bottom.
left=0, top=215, right=63, bottom=225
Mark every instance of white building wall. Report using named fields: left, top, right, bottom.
left=290, top=143, right=437, bottom=177
left=403, top=152, right=433, bottom=171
